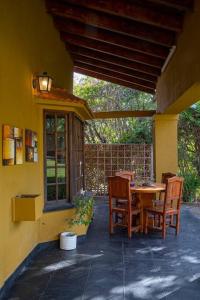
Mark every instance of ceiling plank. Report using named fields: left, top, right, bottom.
left=73, top=54, right=157, bottom=83
left=69, top=45, right=161, bottom=76
left=54, top=18, right=169, bottom=58
left=148, top=0, right=193, bottom=11
left=62, top=33, right=164, bottom=68
left=60, top=0, right=183, bottom=32
left=74, top=67, right=155, bottom=94
left=46, top=0, right=175, bottom=46
left=74, top=62, right=156, bottom=89
left=92, top=110, right=156, bottom=119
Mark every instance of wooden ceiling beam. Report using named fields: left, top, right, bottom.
left=92, top=110, right=156, bottom=119
left=59, top=0, right=183, bottom=32
left=74, top=62, right=156, bottom=89
left=74, top=67, right=155, bottom=94
left=62, top=33, right=164, bottom=68
left=46, top=0, right=175, bottom=46
left=148, top=0, right=193, bottom=11
left=73, top=55, right=157, bottom=83
left=54, top=18, right=169, bottom=59
left=69, top=45, right=161, bottom=76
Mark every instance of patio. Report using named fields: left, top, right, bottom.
left=6, top=199, right=200, bottom=300
left=2, top=0, right=200, bottom=297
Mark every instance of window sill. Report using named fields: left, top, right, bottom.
left=43, top=203, right=74, bottom=213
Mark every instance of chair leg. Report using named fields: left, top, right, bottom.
left=153, top=215, right=156, bottom=227
left=162, top=215, right=166, bottom=239
left=145, top=212, right=148, bottom=234
left=140, top=210, right=144, bottom=233
left=109, top=211, right=114, bottom=234
left=158, top=215, right=161, bottom=228
left=128, top=214, right=132, bottom=239
left=170, top=215, right=174, bottom=226
left=176, top=213, right=180, bottom=235
left=115, top=212, right=118, bottom=224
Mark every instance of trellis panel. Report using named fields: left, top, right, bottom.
left=84, top=144, right=153, bottom=195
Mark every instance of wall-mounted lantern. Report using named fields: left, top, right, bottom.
left=33, top=72, right=53, bottom=92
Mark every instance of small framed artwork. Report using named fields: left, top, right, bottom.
left=25, top=129, right=38, bottom=162
left=2, top=125, right=23, bottom=166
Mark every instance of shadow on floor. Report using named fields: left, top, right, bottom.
left=5, top=199, right=200, bottom=300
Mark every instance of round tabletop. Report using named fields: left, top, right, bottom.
left=130, top=183, right=166, bottom=193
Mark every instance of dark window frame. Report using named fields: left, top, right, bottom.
left=43, top=110, right=84, bottom=211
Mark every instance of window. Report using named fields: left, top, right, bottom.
left=44, top=111, right=85, bottom=210
left=44, top=112, right=69, bottom=207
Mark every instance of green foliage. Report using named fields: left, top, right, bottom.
left=74, top=74, right=200, bottom=202
left=180, top=172, right=200, bottom=202
left=74, top=74, right=156, bottom=144
left=67, top=194, right=94, bottom=227
left=178, top=102, right=200, bottom=201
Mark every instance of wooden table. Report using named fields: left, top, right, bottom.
left=130, top=183, right=166, bottom=232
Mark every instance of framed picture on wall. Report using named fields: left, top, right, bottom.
left=2, top=125, right=23, bottom=166
left=25, top=129, right=38, bottom=162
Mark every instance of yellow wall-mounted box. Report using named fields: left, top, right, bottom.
left=12, top=194, right=43, bottom=222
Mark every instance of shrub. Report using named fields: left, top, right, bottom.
left=180, top=172, right=200, bottom=202
left=67, top=193, right=94, bottom=227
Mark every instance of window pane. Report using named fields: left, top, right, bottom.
left=46, top=115, right=55, bottom=132
left=47, top=185, right=56, bottom=201
left=47, top=134, right=55, bottom=151
left=57, top=116, right=65, bottom=132
left=47, top=168, right=56, bottom=183
left=57, top=134, right=65, bottom=150
left=47, top=150, right=55, bottom=157
left=57, top=153, right=65, bottom=167
left=47, top=155, right=56, bottom=167
left=57, top=167, right=66, bottom=183
left=58, top=184, right=66, bottom=200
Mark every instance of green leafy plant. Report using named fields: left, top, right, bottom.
left=67, top=194, right=94, bottom=227
left=179, top=171, right=200, bottom=202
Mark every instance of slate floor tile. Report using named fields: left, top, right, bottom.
left=4, top=203, right=200, bottom=300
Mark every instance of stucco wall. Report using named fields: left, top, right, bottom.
left=153, top=115, right=178, bottom=181
left=0, top=0, right=76, bottom=289
left=156, top=0, right=200, bottom=113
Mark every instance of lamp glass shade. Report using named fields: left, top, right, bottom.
left=38, top=73, right=52, bottom=92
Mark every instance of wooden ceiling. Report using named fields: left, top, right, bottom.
left=46, top=0, right=193, bottom=94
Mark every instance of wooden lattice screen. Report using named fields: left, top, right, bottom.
left=84, top=144, right=153, bottom=195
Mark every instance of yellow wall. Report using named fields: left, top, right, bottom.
left=153, top=115, right=178, bottom=181
left=0, top=0, right=85, bottom=290
left=39, top=209, right=87, bottom=243
left=156, top=0, right=200, bottom=113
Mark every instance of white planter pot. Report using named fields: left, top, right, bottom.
left=60, top=232, right=77, bottom=250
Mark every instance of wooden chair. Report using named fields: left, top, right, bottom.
left=115, top=170, right=136, bottom=206
left=145, top=176, right=184, bottom=239
left=154, top=172, right=177, bottom=207
left=160, top=172, right=176, bottom=198
left=115, top=170, right=135, bottom=181
left=108, top=176, right=141, bottom=239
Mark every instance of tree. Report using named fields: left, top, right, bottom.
left=178, top=103, right=200, bottom=201
left=74, top=74, right=156, bottom=144
left=74, top=74, right=200, bottom=201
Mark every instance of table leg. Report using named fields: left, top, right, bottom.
left=137, top=193, right=155, bottom=232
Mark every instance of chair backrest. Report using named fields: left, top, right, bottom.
left=108, top=176, right=131, bottom=200
left=163, top=176, right=184, bottom=211
left=161, top=172, right=176, bottom=184
left=115, top=170, right=135, bottom=181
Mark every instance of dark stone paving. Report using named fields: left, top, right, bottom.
left=5, top=200, right=200, bottom=300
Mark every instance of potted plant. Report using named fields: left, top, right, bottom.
left=60, top=192, right=94, bottom=250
